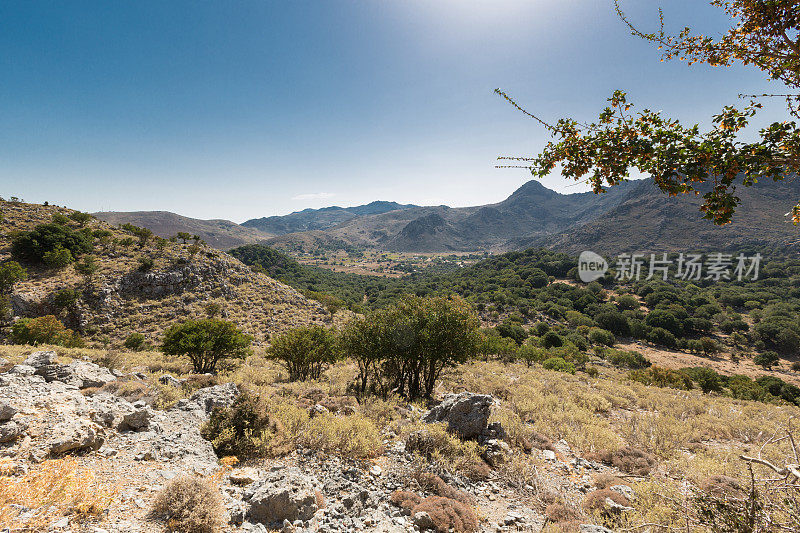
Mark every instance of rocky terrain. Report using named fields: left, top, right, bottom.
left=0, top=350, right=638, bottom=532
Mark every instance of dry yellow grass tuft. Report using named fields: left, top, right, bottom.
left=0, top=458, right=118, bottom=530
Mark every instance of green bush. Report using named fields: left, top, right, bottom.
left=607, top=349, right=651, bottom=369
left=11, top=223, right=93, bottom=265
left=594, top=311, right=630, bottom=336
left=340, top=295, right=479, bottom=400
left=542, top=356, right=575, bottom=374
left=628, top=366, right=693, bottom=390
left=648, top=327, right=677, bottom=348
left=161, top=319, right=252, bottom=373
left=682, top=367, right=723, bottom=393
left=588, top=327, right=615, bottom=347
left=541, top=330, right=563, bottom=349
left=124, top=332, right=147, bottom=351
left=52, top=288, right=79, bottom=309
left=495, top=322, right=528, bottom=345
left=753, top=351, right=780, bottom=370
left=268, top=325, right=339, bottom=381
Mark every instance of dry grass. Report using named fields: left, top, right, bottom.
left=0, top=457, right=118, bottom=531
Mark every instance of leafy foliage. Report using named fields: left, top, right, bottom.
left=496, top=1, right=800, bottom=224
left=268, top=325, right=339, bottom=381
left=10, top=315, right=83, bottom=347
left=11, top=223, right=93, bottom=266
left=161, top=319, right=252, bottom=373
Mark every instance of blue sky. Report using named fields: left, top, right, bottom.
left=0, top=1, right=789, bottom=222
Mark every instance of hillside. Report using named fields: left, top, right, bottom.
left=531, top=177, right=800, bottom=255
left=2, top=201, right=329, bottom=345
left=93, top=210, right=272, bottom=250
left=241, top=201, right=419, bottom=235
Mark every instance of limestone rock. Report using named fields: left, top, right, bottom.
left=190, top=383, right=239, bottom=415
left=22, top=350, right=56, bottom=369
left=46, top=419, right=103, bottom=455
left=422, top=392, right=494, bottom=439
left=245, top=466, right=320, bottom=524
left=0, top=402, right=17, bottom=422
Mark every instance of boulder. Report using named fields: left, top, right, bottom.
left=245, top=466, right=320, bottom=524
left=0, top=419, right=27, bottom=443
left=22, top=350, right=56, bottom=369
left=421, top=392, right=494, bottom=439
left=37, top=361, right=115, bottom=389
left=46, top=420, right=103, bottom=455
left=121, top=403, right=153, bottom=431
left=413, top=511, right=435, bottom=530
left=481, top=438, right=511, bottom=467
left=190, top=383, right=239, bottom=415
left=580, top=526, right=614, bottom=533
left=0, top=402, right=17, bottom=422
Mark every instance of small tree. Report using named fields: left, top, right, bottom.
left=0, top=261, right=27, bottom=324
left=268, top=325, right=339, bottom=381
left=68, top=211, right=93, bottom=225
left=161, top=319, right=252, bottom=373
left=10, top=315, right=83, bottom=347
left=754, top=351, right=780, bottom=370
left=74, top=256, right=99, bottom=287
left=176, top=232, right=192, bottom=244
left=0, top=261, right=27, bottom=295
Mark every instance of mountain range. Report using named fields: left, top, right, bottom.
left=95, top=177, right=800, bottom=255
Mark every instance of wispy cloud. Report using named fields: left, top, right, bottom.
left=291, top=192, right=336, bottom=201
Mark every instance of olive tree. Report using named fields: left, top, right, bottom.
left=161, top=319, right=252, bottom=373
left=268, top=325, right=339, bottom=381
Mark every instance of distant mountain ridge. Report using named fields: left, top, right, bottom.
left=94, top=177, right=800, bottom=255
left=94, top=211, right=271, bottom=250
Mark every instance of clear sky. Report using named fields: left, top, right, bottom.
left=0, top=1, right=789, bottom=222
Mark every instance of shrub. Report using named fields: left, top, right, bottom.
left=589, top=446, right=657, bottom=476
left=754, top=351, right=780, bottom=370
left=607, top=349, right=651, bottom=369
left=585, top=365, right=599, bottom=377
left=52, top=288, right=79, bottom=310
left=682, top=367, right=723, bottom=393
left=42, top=246, right=73, bottom=268
left=11, top=223, right=93, bottom=265
left=545, top=502, right=580, bottom=523
left=390, top=491, right=422, bottom=515
left=0, top=457, right=116, bottom=531
left=414, top=473, right=474, bottom=505
left=541, top=330, right=563, bottom=348
left=588, top=327, right=615, bottom=347
left=405, top=424, right=489, bottom=480
left=123, top=332, right=147, bottom=351
left=645, top=309, right=682, bottom=336
left=137, top=256, right=154, bottom=272
left=699, top=337, right=719, bottom=355
left=594, top=311, right=630, bottom=336
left=201, top=392, right=274, bottom=458
left=161, top=319, right=252, bottom=373
left=0, top=261, right=27, bottom=294
left=628, top=318, right=650, bottom=339
left=495, top=322, right=528, bottom=345
left=341, top=295, right=479, bottom=401
left=616, top=294, right=639, bottom=311
left=565, top=332, right=589, bottom=351
left=149, top=476, right=224, bottom=533
left=628, top=366, right=693, bottom=390
left=10, top=315, right=83, bottom=347
left=648, top=327, right=677, bottom=348
left=542, top=357, right=575, bottom=374
left=412, top=496, right=478, bottom=533
left=268, top=325, right=339, bottom=381
left=533, top=321, right=550, bottom=336
left=68, top=211, right=93, bottom=225
left=583, top=488, right=630, bottom=512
